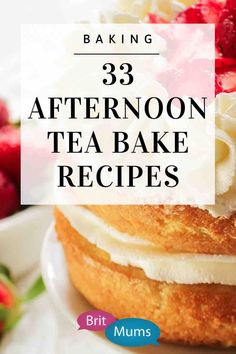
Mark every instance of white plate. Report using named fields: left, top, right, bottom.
left=0, top=206, right=52, bottom=278
left=41, top=225, right=234, bottom=354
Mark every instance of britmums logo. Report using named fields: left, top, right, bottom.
left=77, top=310, right=116, bottom=331
left=77, top=311, right=160, bottom=347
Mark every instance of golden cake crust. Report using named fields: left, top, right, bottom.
left=84, top=205, right=236, bottom=255
left=55, top=207, right=236, bottom=347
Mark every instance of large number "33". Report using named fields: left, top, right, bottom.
left=102, top=63, right=134, bottom=86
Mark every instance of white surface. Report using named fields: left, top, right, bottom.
left=0, top=0, right=66, bottom=118
left=40, top=225, right=235, bottom=354
left=60, top=0, right=118, bottom=23
left=0, top=206, right=52, bottom=278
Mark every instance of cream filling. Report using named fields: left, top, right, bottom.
left=58, top=205, right=236, bottom=286
left=200, top=93, right=236, bottom=217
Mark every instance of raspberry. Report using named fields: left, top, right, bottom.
left=0, top=126, right=20, bottom=186
left=216, top=0, right=236, bottom=58
left=0, top=100, right=9, bottom=128
left=0, top=170, right=19, bottom=219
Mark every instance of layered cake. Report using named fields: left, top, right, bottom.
left=55, top=0, right=236, bottom=347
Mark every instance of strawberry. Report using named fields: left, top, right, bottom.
left=0, top=125, right=20, bottom=186
left=175, top=5, right=205, bottom=23
left=175, top=0, right=223, bottom=24
left=200, top=0, right=223, bottom=23
left=216, top=0, right=236, bottom=58
left=0, top=264, right=45, bottom=336
left=0, top=273, right=20, bottom=334
left=0, top=100, right=9, bottom=128
left=0, top=282, right=14, bottom=308
left=0, top=170, right=19, bottom=219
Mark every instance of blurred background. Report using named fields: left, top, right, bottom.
left=0, top=1, right=91, bottom=353
left=0, top=2, right=130, bottom=354
left=0, top=0, right=65, bottom=117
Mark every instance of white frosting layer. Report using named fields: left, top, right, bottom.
left=202, top=93, right=236, bottom=217
left=59, top=205, right=236, bottom=285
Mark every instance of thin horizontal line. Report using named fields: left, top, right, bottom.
left=73, top=53, right=160, bottom=56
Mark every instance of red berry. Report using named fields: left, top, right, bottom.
left=148, top=13, right=168, bottom=24
left=224, top=0, right=235, bottom=10
left=0, top=170, right=19, bottom=219
left=216, top=65, right=236, bottom=93
left=175, top=0, right=222, bottom=24
left=216, top=0, right=236, bottom=57
left=215, top=74, right=223, bottom=95
left=0, top=275, right=20, bottom=333
left=0, top=100, right=9, bottom=128
left=201, top=0, right=223, bottom=23
left=0, top=282, right=14, bottom=308
left=176, top=5, right=205, bottom=23
left=0, top=126, right=20, bottom=186
left=215, top=57, right=236, bottom=68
